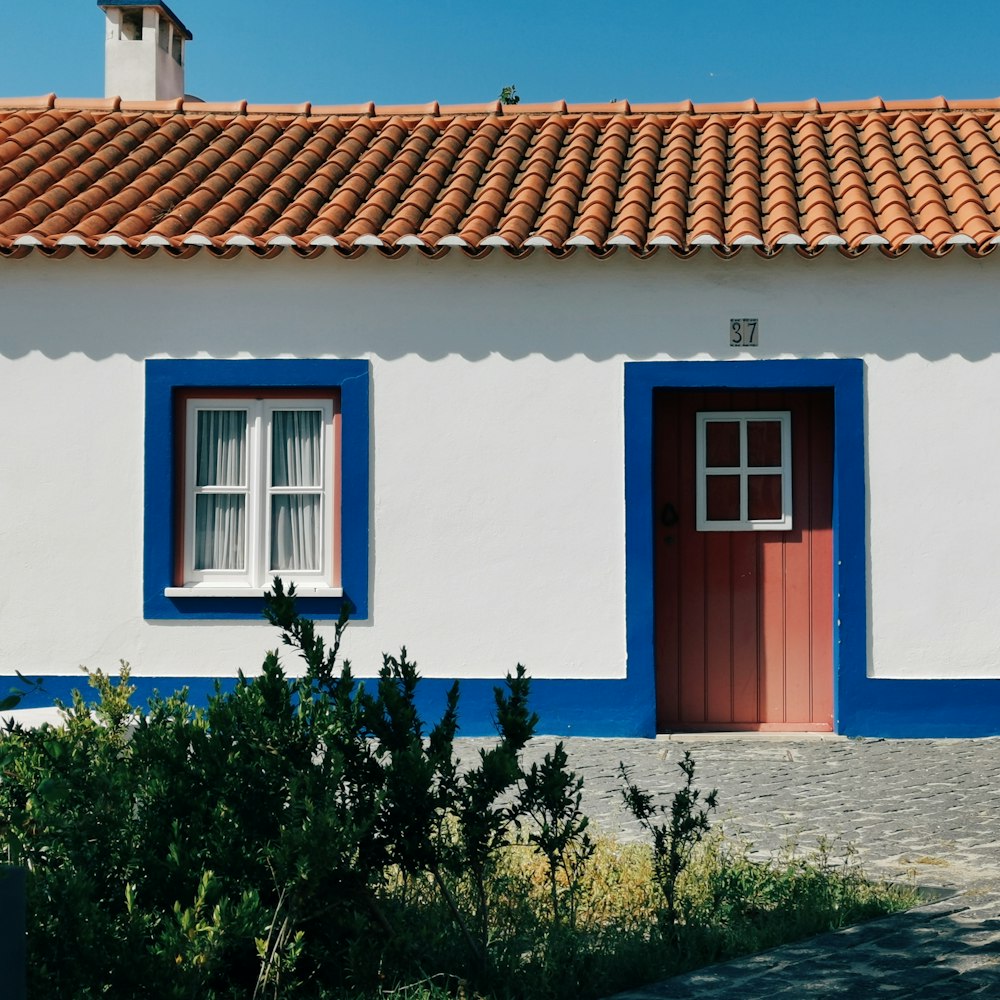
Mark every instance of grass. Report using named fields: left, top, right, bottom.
left=364, top=831, right=920, bottom=1000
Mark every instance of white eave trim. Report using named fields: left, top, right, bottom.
left=436, top=235, right=468, bottom=247
left=480, top=235, right=511, bottom=247
left=902, top=234, right=933, bottom=245
left=394, top=235, right=426, bottom=246
left=860, top=234, right=890, bottom=245
left=606, top=235, right=637, bottom=246
left=775, top=234, right=808, bottom=246
left=267, top=235, right=299, bottom=247
left=816, top=235, right=847, bottom=246
left=649, top=235, right=680, bottom=246
left=565, top=235, right=596, bottom=246
left=224, top=235, right=258, bottom=247
left=140, top=235, right=172, bottom=247
left=691, top=234, right=721, bottom=246
left=182, top=235, right=214, bottom=247
left=55, top=235, right=89, bottom=247
left=352, top=234, right=384, bottom=247
left=98, top=235, right=129, bottom=246
left=523, top=236, right=553, bottom=247
left=946, top=234, right=977, bottom=245
left=731, top=235, right=764, bottom=246
left=12, top=235, right=43, bottom=246
left=308, top=235, right=340, bottom=247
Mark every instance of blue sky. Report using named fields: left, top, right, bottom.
left=5, top=1, right=1000, bottom=107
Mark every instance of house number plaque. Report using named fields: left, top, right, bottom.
left=730, top=318, right=759, bottom=347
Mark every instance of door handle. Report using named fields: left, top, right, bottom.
left=660, top=502, right=679, bottom=528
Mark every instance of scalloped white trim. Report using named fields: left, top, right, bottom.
left=480, top=235, right=511, bottom=247
left=394, top=235, right=426, bottom=246
left=352, top=234, right=384, bottom=247
left=776, top=234, right=808, bottom=245
left=308, top=235, right=339, bottom=247
left=436, top=235, right=468, bottom=247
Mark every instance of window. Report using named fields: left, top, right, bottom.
left=145, top=360, right=369, bottom=620
left=170, top=395, right=338, bottom=595
left=695, top=411, right=792, bottom=531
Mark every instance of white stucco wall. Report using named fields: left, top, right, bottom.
left=1, top=249, right=998, bottom=683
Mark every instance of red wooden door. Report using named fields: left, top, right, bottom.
left=653, top=389, right=834, bottom=731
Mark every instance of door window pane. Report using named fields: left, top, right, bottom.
left=747, top=420, right=782, bottom=467
left=706, top=421, right=740, bottom=467
left=706, top=475, right=741, bottom=521
left=748, top=474, right=783, bottom=521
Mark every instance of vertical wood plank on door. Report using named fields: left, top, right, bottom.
left=783, top=392, right=814, bottom=723
left=678, top=391, right=707, bottom=722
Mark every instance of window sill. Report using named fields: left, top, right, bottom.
left=164, top=586, right=344, bottom=599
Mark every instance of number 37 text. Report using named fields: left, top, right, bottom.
left=730, top=318, right=759, bottom=347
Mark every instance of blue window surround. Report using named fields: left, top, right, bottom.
left=144, top=359, right=370, bottom=621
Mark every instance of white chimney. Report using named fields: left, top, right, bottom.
left=100, top=1, right=193, bottom=101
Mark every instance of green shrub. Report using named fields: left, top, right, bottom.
left=0, top=583, right=918, bottom=1000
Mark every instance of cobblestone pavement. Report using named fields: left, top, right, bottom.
left=456, top=735, right=1000, bottom=999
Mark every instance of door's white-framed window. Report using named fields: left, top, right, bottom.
left=167, top=392, right=341, bottom=597
left=695, top=411, right=792, bottom=531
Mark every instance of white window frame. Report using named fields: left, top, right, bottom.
left=695, top=411, right=793, bottom=531
left=164, top=396, right=341, bottom=597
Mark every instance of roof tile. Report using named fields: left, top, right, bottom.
left=0, top=97, right=998, bottom=255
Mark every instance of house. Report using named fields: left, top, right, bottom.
left=3, top=0, right=1000, bottom=737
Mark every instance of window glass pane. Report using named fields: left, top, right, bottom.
left=748, top=474, right=783, bottom=521
left=747, top=420, right=781, bottom=467
left=272, top=411, right=322, bottom=487
left=194, top=495, right=246, bottom=569
left=706, top=475, right=741, bottom=521
left=271, top=496, right=321, bottom=571
left=705, top=421, right=740, bottom=467
left=196, top=410, right=246, bottom=486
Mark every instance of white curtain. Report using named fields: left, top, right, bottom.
left=271, top=411, right=321, bottom=571
left=194, top=410, right=246, bottom=570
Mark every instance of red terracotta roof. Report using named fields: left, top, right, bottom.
left=3, top=94, right=1000, bottom=258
